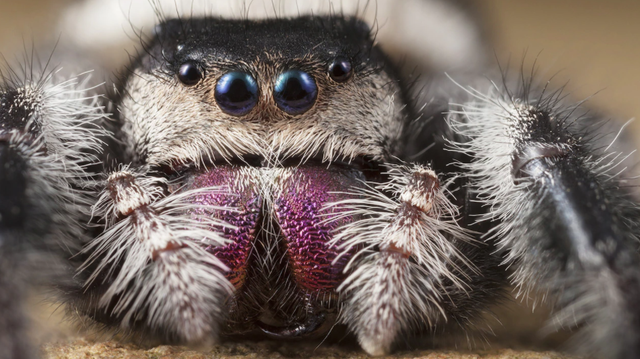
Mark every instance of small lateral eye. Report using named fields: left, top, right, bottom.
left=214, top=72, right=259, bottom=116
left=177, top=61, right=203, bottom=86
left=328, top=56, right=352, bottom=82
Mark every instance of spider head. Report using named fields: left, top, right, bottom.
left=117, top=16, right=407, bottom=169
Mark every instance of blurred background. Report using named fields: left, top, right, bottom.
left=0, top=0, right=638, bottom=354
left=480, top=1, right=640, bottom=143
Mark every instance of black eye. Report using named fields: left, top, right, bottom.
left=214, top=72, right=259, bottom=116
left=177, top=61, right=203, bottom=86
left=274, top=70, right=317, bottom=115
left=328, top=56, right=352, bottom=82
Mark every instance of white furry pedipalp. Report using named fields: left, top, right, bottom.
left=82, top=168, right=235, bottom=342
left=326, top=163, right=473, bottom=355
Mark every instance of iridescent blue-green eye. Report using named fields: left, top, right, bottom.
left=214, top=72, right=259, bottom=116
left=274, top=70, right=317, bottom=115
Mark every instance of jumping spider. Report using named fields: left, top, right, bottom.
left=1, top=3, right=640, bottom=359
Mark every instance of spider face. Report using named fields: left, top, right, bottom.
left=112, top=16, right=406, bottom=339
left=119, top=17, right=405, bottom=167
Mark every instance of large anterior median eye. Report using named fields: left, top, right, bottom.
left=214, top=72, right=259, bottom=116
left=274, top=70, right=317, bottom=115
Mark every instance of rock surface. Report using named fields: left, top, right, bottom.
left=43, top=339, right=575, bottom=359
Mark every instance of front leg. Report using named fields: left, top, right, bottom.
left=449, top=78, right=640, bottom=358
left=0, top=63, right=105, bottom=358
left=0, top=137, right=43, bottom=359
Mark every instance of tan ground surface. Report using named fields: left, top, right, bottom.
left=43, top=339, right=574, bottom=359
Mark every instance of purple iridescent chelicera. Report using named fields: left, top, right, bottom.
left=274, top=166, right=364, bottom=294
left=187, top=166, right=261, bottom=289
left=184, top=165, right=363, bottom=298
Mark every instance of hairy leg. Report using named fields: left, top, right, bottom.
left=0, top=62, right=105, bottom=358
left=449, top=76, right=640, bottom=358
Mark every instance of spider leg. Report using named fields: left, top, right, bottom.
left=79, top=167, right=234, bottom=344
left=449, top=78, right=640, bottom=358
left=0, top=63, right=105, bottom=358
left=0, top=138, right=43, bottom=359
left=329, top=164, right=491, bottom=355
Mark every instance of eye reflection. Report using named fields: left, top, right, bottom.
left=214, top=72, right=259, bottom=116
left=274, top=70, right=317, bottom=115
